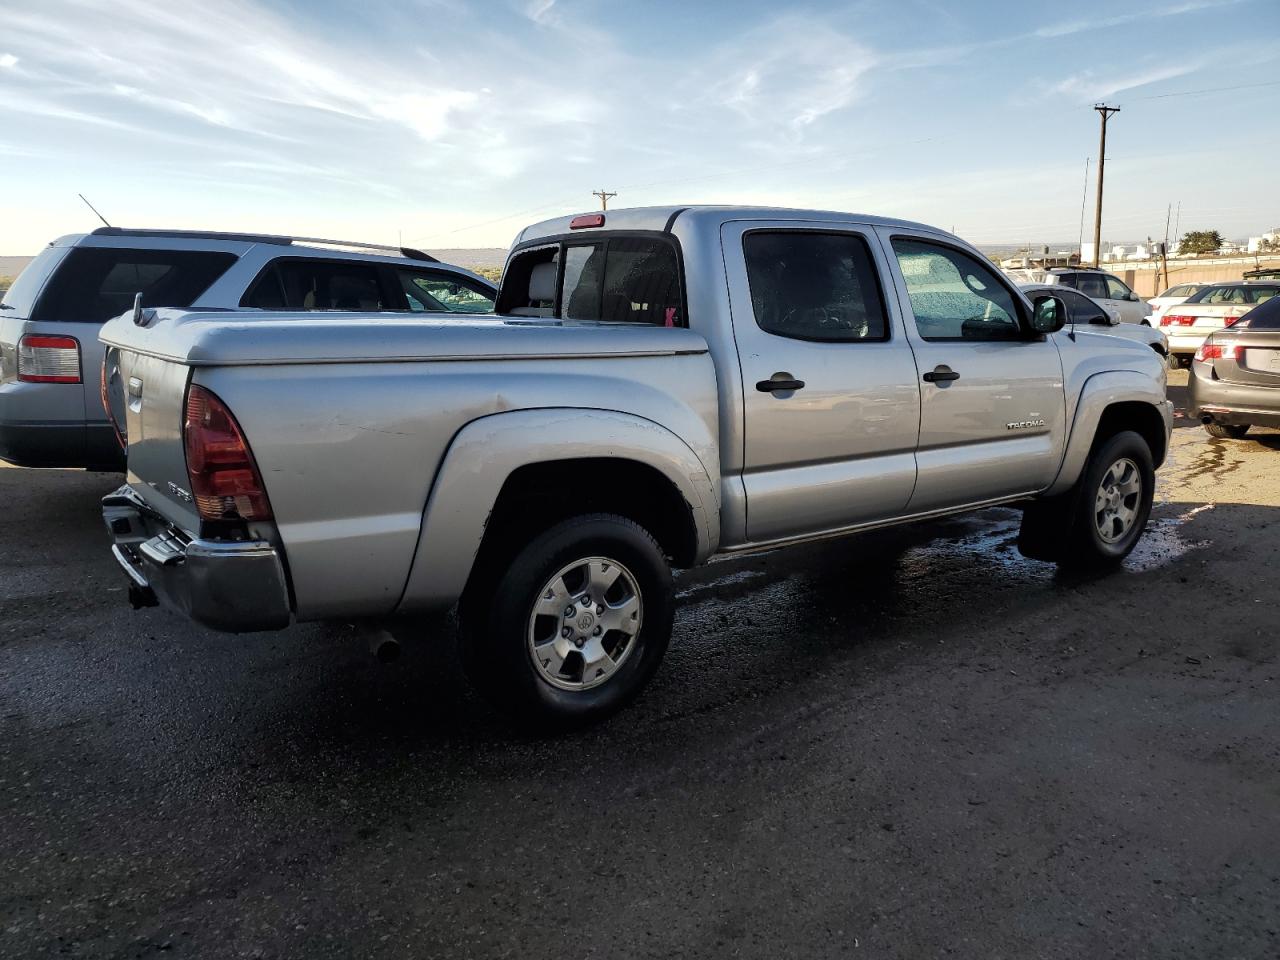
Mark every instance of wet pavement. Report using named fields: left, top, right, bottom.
left=2, top=369, right=1278, bottom=959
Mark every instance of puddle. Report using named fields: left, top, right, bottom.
left=1124, top=503, right=1212, bottom=572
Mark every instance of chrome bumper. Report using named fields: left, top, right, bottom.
left=102, top=485, right=292, bottom=633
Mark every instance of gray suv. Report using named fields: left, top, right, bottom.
left=0, top=229, right=496, bottom=470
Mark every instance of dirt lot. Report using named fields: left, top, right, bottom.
left=1, top=371, right=1277, bottom=959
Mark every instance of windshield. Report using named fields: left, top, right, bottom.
left=1185, top=284, right=1280, bottom=305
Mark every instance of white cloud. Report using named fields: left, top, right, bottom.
left=1049, top=62, right=1208, bottom=101
left=1034, top=0, right=1242, bottom=38
left=524, top=0, right=556, bottom=23
left=0, top=53, right=17, bottom=70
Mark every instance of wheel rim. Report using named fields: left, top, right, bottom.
left=1094, top=457, right=1142, bottom=544
left=526, top=556, right=643, bottom=691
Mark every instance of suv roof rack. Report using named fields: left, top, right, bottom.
left=89, top=227, right=439, bottom=263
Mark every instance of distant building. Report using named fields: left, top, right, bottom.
left=1248, top=231, right=1278, bottom=253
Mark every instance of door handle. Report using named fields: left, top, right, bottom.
left=922, top=365, right=960, bottom=384
left=756, top=376, right=806, bottom=393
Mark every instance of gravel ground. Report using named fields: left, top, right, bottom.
left=1, top=370, right=1277, bottom=959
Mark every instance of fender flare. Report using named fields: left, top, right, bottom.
left=396, top=408, right=720, bottom=612
left=1044, top=371, right=1173, bottom=497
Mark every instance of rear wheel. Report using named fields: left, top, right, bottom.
left=1204, top=422, right=1249, bottom=440
left=1167, top=352, right=1185, bottom=370
left=459, top=513, right=674, bottom=727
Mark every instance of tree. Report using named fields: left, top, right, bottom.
left=1179, top=230, right=1223, bottom=255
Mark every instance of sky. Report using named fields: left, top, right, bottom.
left=1, top=0, right=1278, bottom=255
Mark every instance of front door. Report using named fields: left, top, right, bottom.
left=723, top=221, right=922, bottom=542
left=877, top=229, right=1067, bottom=514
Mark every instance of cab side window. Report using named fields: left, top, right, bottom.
left=891, top=239, right=1021, bottom=341
left=743, top=231, right=888, bottom=342
left=499, top=236, right=683, bottom=326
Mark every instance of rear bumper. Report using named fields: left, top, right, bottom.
left=1188, top=366, right=1280, bottom=428
left=1166, top=331, right=1215, bottom=355
left=0, top=419, right=123, bottom=469
left=102, top=485, right=292, bottom=633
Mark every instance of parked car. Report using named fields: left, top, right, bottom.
left=1146, top=282, right=1208, bottom=325
left=1020, top=283, right=1168, bottom=356
left=0, top=228, right=496, bottom=470
left=99, top=206, right=1172, bottom=725
left=1188, top=294, right=1280, bottom=438
left=1039, top=268, right=1148, bottom=324
left=1159, top=281, right=1280, bottom=367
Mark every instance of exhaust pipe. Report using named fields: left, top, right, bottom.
left=366, top=627, right=401, bottom=663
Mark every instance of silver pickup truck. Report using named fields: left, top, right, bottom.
left=100, top=206, right=1173, bottom=725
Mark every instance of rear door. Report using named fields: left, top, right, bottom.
left=1102, top=274, right=1145, bottom=324
left=878, top=229, right=1066, bottom=513
left=723, top=220, right=921, bottom=542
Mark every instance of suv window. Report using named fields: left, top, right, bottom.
left=31, top=248, right=237, bottom=322
left=743, top=231, right=888, bottom=342
left=1104, top=275, right=1133, bottom=300
left=243, top=259, right=388, bottom=311
left=398, top=270, right=495, bottom=313
left=1073, top=274, right=1108, bottom=299
left=891, top=238, right=1021, bottom=341
left=1056, top=288, right=1107, bottom=323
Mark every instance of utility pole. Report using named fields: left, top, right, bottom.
left=592, top=190, right=617, bottom=211
left=1091, top=104, right=1120, bottom=267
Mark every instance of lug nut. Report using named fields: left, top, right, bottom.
left=596, top=604, right=604, bottom=615
left=593, top=626, right=602, bottom=636
left=574, top=637, right=585, bottom=648
left=562, top=627, right=572, bottom=638
left=564, top=606, right=575, bottom=618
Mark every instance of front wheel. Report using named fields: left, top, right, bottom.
left=1018, top=430, right=1155, bottom=568
left=1204, top=422, right=1249, bottom=440
left=459, top=514, right=674, bottom=727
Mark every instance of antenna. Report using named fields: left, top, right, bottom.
left=78, top=193, right=112, bottom=228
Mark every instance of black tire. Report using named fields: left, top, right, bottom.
left=1166, top=352, right=1184, bottom=370
left=1065, top=430, right=1155, bottom=567
left=1017, top=430, right=1155, bottom=568
left=459, top=513, right=674, bottom=728
left=1204, top=422, right=1249, bottom=440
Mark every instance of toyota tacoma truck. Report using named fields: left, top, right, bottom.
left=99, top=206, right=1173, bottom=725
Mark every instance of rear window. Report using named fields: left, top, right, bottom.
left=1242, top=297, right=1280, bottom=330
left=1187, top=285, right=1280, bottom=305
left=1158, top=284, right=1199, bottom=298
left=30, top=248, right=237, bottom=323
left=398, top=270, right=495, bottom=313
left=501, top=235, right=683, bottom=326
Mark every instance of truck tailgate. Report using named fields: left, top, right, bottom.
left=104, top=343, right=201, bottom=531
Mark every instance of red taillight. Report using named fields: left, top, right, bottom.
left=1222, top=316, right=1241, bottom=328
left=1194, top=342, right=1243, bottom=363
left=18, top=334, right=81, bottom=383
left=570, top=213, right=605, bottom=229
left=183, top=385, right=272, bottom=521
left=1162, top=314, right=1195, bottom=327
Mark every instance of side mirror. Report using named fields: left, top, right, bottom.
left=1128, top=292, right=1140, bottom=302
left=1087, top=313, right=1111, bottom=326
left=1030, top=295, right=1066, bottom=334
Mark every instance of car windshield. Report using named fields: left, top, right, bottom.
left=1186, top=284, right=1280, bottom=305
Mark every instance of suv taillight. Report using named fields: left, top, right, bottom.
left=18, top=334, right=81, bottom=383
left=183, top=385, right=272, bottom=521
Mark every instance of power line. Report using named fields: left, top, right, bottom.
left=592, top=189, right=617, bottom=210
left=1129, top=79, right=1280, bottom=101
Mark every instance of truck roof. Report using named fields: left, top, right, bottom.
left=515, top=205, right=943, bottom=245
